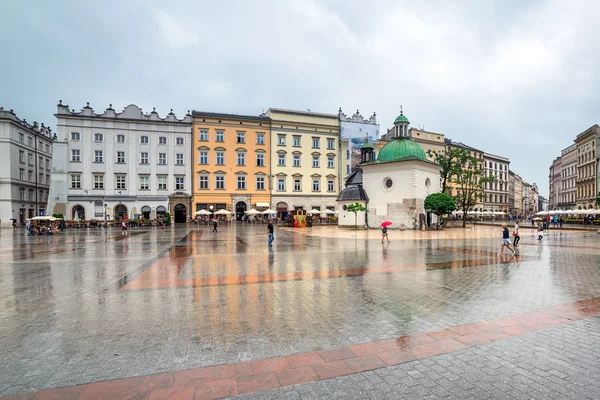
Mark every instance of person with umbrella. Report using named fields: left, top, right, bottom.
left=381, top=221, right=391, bottom=243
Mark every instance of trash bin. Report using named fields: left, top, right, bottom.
left=308, top=220, right=313, bottom=227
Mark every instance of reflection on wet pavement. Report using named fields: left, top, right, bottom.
left=0, top=225, right=599, bottom=396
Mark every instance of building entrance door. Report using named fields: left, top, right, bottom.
left=174, top=203, right=187, bottom=223
left=236, top=201, right=247, bottom=221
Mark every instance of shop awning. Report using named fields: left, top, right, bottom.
left=256, top=202, right=270, bottom=208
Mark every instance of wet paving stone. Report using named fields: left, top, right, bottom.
left=1, top=225, right=600, bottom=398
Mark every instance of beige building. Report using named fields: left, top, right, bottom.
left=558, top=143, right=577, bottom=209
left=483, top=152, right=510, bottom=213
left=574, top=125, right=599, bottom=209
left=509, top=171, right=523, bottom=215
left=266, top=108, right=340, bottom=217
left=410, top=128, right=446, bottom=162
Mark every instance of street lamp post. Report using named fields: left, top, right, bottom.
left=209, top=205, right=214, bottom=222
left=103, top=203, right=107, bottom=225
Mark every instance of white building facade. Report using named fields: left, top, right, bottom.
left=483, top=152, right=510, bottom=213
left=338, top=108, right=378, bottom=184
left=558, top=143, right=577, bottom=210
left=0, top=107, right=54, bottom=227
left=47, top=102, right=192, bottom=222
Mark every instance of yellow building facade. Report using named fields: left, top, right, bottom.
left=191, top=112, right=271, bottom=219
left=410, top=128, right=446, bottom=162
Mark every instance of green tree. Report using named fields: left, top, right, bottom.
left=346, top=202, right=366, bottom=230
left=451, top=149, right=495, bottom=227
left=164, top=212, right=171, bottom=226
left=424, top=192, right=456, bottom=229
left=427, top=147, right=462, bottom=194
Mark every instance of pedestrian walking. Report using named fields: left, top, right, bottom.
left=537, top=220, right=543, bottom=240
left=121, top=221, right=128, bottom=235
left=499, top=223, right=515, bottom=255
left=381, top=226, right=390, bottom=243
left=212, top=220, right=218, bottom=233
left=267, top=220, right=274, bottom=247
left=513, top=220, right=520, bottom=246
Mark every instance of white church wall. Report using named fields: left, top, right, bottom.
left=362, top=162, right=441, bottom=229
left=337, top=200, right=367, bottom=227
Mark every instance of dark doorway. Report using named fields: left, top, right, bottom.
left=141, top=206, right=151, bottom=219
left=236, top=201, right=247, bottom=221
left=72, top=204, right=85, bottom=220
left=114, top=204, right=127, bottom=220
left=174, top=203, right=187, bottom=223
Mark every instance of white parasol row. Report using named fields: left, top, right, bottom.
left=536, top=209, right=600, bottom=216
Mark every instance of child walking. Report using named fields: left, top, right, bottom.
left=537, top=221, right=543, bottom=240
left=499, top=223, right=515, bottom=255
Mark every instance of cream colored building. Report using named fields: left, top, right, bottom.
left=509, top=171, right=523, bottom=215
left=266, top=108, right=340, bottom=217
left=410, top=128, right=446, bottom=163
left=574, top=125, right=599, bottom=209
left=558, top=143, right=577, bottom=209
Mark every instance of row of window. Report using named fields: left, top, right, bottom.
left=484, top=162, right=508, bottom=171
left=560, top=193, right=575, bottom=204
left=578, top=148, right=595, bottom=164
left=485, top=182, right=508, bottom=192
left=18, top=168, right=50, bottom=184
left=198, top=129, right=267, bottom=145
left=71, top=132, right=185, bottom=146
left=578, top=164, right=596, bottom=180
left=17, top=188, right=47, bottom=201
left=485, top=194, right=509, bottom=204
left=196, top=129, right=337, bottom=150
left=562, top=165, right=576, bottom=178
left=18, top=133, right=52, bottom=154
left=577, top=184, right=596, bottom=199
left=196, top=175, right=336, bottom=192
left=277, top=135, right=335, bottom=150
left=18, top=151, right=50, bottom=168
left=73, top=150, right=185, bottom=165
left=71, top=174, right=185, bottom=191
left=561, top=178, right=576, bottom=191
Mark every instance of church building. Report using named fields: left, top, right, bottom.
left=337, top=109, right=441, bottom=229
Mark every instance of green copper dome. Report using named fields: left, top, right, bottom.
left=377, top=137, right=426, bottom=162
left=394, top=111, right=409, bottom=124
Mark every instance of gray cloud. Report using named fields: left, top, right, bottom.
left=2, top=0, right=600, bottom=196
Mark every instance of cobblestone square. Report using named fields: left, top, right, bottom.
left=1, top=224, right=599, bottom=399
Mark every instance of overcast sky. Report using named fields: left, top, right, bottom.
left=3, top=0, right=600, bottom=197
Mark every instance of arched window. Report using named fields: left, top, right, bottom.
left=72, top=205, right=85, bottom=220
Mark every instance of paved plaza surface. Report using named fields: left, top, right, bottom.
left=0, top=224, right=600, bottom=399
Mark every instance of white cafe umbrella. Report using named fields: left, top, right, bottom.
left=246, top=209, right=260, bottom=215
left=261, top=209, right=276, bottom=215
left=196, top=209, right=212, bottom=216
left=324, top=209, right=335, bottom=215
left=214, top=209, right=232, bottom=215
left=307, top=209, right=323, bottom=215
left=31, top=216, right=57, bottom=221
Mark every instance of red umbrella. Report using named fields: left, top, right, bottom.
left=381, top=221, right=392, bottom=227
